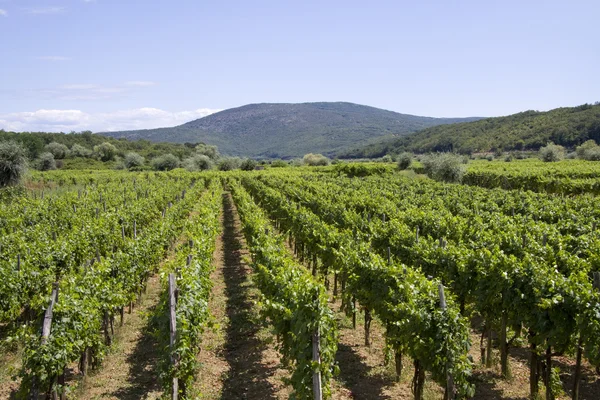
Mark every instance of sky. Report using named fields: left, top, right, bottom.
left=0, top=0, right=599, bottom=132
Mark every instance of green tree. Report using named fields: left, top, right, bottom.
left=240, top=158, right=258, bottom=171
left=539, top=142, right=565, bottom=162
left=151, top=154, right=179, bottom=171
left=94, top=142, right=118, bottom=161
left=397, top=152, right=413, bottom=170
left=37, top=152, right=57, bottom=171
left=0, top=141, right=28, bottom=187
left=303, top=153, right=330, bottom=166
left=123, top=152, right=145, bottom=169
left=44, top=142, right=69, bottom=159
left=71, top=143, right=92, bottom=158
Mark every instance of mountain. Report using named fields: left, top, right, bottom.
left=100, top=102, right=481, bottom=159
left=341, top=103, right=600, bottom=158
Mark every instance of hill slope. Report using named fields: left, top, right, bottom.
left=101, top=102, right=481, bottom=158
left=341, top=103, right=600, bottom=157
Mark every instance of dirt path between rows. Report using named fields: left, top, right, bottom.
left=193, top=192, right=291, bottom=399
left=74, top=274, right=163, bottom=400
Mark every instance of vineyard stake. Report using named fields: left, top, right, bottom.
left=312, top=326, right=323, bottom=400
left=168, top=273, right=179, bottom=400
left=439, top=284, right=455, bottom=399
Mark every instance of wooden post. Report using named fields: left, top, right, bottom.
left=31, top=282, right=59, bottom=400
left=134, top=221, right=137, bottom=240
left=439, top=284, right=455, bottom=399
left=42, top=282, right=59, bottom=344
left=416, top=226, right=419, bottom=243
left=573, top=336, right=583, bottom=400
left=352, top=296, right=357, bottom=329
left=121, top=225, right=125, bottom=240
left=312, top=327, right=323, bottom=400
left=382, top=213, right=386, bottom=222
left=168, top=273, right=179, bottom=400
left=387, top=247, right=391, bottom=265
left=364, top=308, right=372, bottom=347
left=17, top=254, right=20, bottom=271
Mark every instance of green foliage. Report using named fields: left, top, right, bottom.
left=194, top=143, right=219, bottom=160
left=70, top=143, right=93, bottom=158
left=217, top=157, right=241, bottom=171
left=155, top=180, right=221, bottom=396
left=229, top=180, right=338, bottom=399
left=576, top=139, right=600, bottom=160
left=123, top=152, right=145, bottom=169
left=421, top=153, right=466, bottom=182
left=94, top=142, right=118, bottom=161
left=44, top=142, right=69, bottom=159
left=342, top=103, right=600, bottom=157
left=539, top=142, right=565, bottom=162
left=397, top=152, right=413, bottom=170
left=0, top=141, right=28, bottom=187
left=270, top=159, right=288, bottom=168
left=151, top=154, right=180, bottom=171
left=303, top=153, right=330, bottom=166
left=182, top=154, right=213, bottom=171
left=37, top=152, right=57, bottom=171
left=239, top=158, right=257, bottom=171
left=381, top=154, right=393, bottom=163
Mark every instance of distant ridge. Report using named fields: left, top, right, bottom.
left=341, top=103, right=600, bottom=158
left=101, top=102, right=481, bottom=158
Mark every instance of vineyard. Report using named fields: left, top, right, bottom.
left=0, top=164, right=599, bottom=400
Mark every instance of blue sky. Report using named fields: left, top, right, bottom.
left=0, top=0, right=598, bottom=132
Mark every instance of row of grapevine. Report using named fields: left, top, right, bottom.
left=238, top=175, right=475, bottom=399
left=154, top=178, right=222, bottom=399
left=463, top=160, right=600, bottom=194
left=228, top=178, right=338, bottom=400
left=0, top=173, right=195, bottom=326
left=6, top=174, right=205, bottom=398
left=252, top=171, right=600, bottom=399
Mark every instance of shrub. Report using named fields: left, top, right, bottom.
left=381, top=154, right=393, bottom=163
left=124, top=152, right=145, bottom=169
left=217, top=157, right=241, bottom=171
left=538, top=142, right=565, bottom=162
left=37, top=152, right=57, bottom=171
left=583, top=147, right=600, bottom=161
left=421, top=153, right=466, bottom=183
left=71, top=144, right=92, bottom=158
left=151, top=154, right=180, bottom=171
left=182, top=154, right=213, bottom=171
left=576, top=140, right=600, bottom=160
left=397, top=152, right=413, bottom=170
left=194, top=143, right=220, bottom=160
left=44, top=142, right=69, bottom=159
left=94, top=142, right=118, bottom=161
left=240, top=158, right=258, bottom=171
left=303, top=153, right=330, bottom=166
left=0, top=141, right=28, bottom=187
left=504, top=154, right=514, bottom=162
left=271, top=159, right=288, bottom=168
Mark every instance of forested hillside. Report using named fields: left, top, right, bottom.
left=341, top=103, right=600, bottom=157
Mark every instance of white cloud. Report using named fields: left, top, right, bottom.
left=37, top=56, right=70, bottom=61
left=0, top=9, right=7, bottom=16
left=25, top=6, right=65, bottom=14
left=0, top=107, right=221, bottom=133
